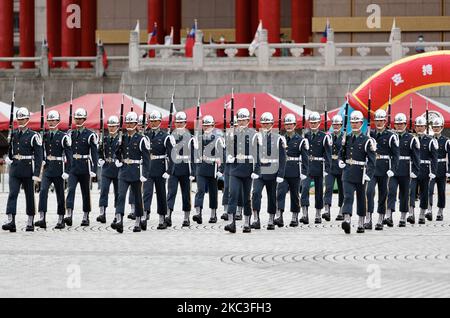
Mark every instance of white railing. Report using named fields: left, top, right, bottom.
left=130, top=26, right=449, bottom=71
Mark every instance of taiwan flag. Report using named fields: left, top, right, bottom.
left=321, top=18, right=330, bottom=43
left=148, top=23, right=158, bottom=58
left=185, top=21, right=197, bottom=58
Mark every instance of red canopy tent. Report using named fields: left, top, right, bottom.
left=0, top=101, right=21, bottom=131
left=27, top=94, right=169, bottom=131
left=161, top=93, right=313, bottom=130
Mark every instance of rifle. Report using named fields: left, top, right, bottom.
left=409, top=95, right=413, bottom=133
left=195, top=86, right=201, bottom=137
left=278, top=99, right=282, bottom=133
left=387, top=83, right=392, bottom=130
left=99, top=85, right=105, bottom=159
left=253, top=96, right=257, bottom=129
left=7, top=77, right=16, bottom=151
left=223, top=99, right=227, bottom=133
left=168, top=81, right=176, bottom=133
left=341, top=83, right=351, bottom=163
left=324, top=103, right=328, bottom=132
left=118, top=94, right=125, bottom=145
left=68, top=82, right=74, bottom=133
left=426, top=100, right=429, bottom=135
left=142, top=77, right=149, bottom=134
left=302, top=82, right=306, bottom=137
left=36, top=82, right=46, bottom=193
left=230, top=88, right=235, bottom=128
left=367, top=88, right=372, bottom=136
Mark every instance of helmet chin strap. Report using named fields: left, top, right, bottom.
left=49, top=121, right=61, bottom=129
left=18, top=119, right=30, bottom=129
left=109, top=127, right=119, bottom=135
left=151, top=123, right=161, bottom=130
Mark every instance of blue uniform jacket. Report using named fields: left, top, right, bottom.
left=99, top=134, right=120, bottom=179
left=282, top=132, right=309, bottom=178
left=330, top=132, right=344, bottom=176
left=43, top=130, right=72, bottom=178
left=227, top=127, right=258, bottom=178
left=146, top=129, right=174, bottom=178
left=193, top=129, right=224, bottom=178
left=115, top=132, right=150, bottom=182
left=393, top=132, right=420, bottom=177
left=418, top=134, right=438, bottom=179
left=305, top=131, right=332, bottom=177
left=168, top=129, right=194, bottom=177
left=8, top=128, right=43, bottom=178
left=434, top=135, right=450, bottom=176
left=370, top=129, right=400, bottom=176
left=254, top=131, right=287, bottom=180
left=70, top=128, right=99, bottom=175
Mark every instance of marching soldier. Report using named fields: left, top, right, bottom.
left=252, top=112, right=286, bottom=231
left=193, top=115, right=224, bottom=225
left=225, top=108, right=259, bottom=233
left=3, top=107, right=43, bottom=232
left=275, top=114, right=308, bottom=227
left=97, top=116, right=120, bottom=224
left=143, top=110, right=174, bottom=230
left=339, top=111, right=376, bottom=234
left=64, top=108, right=99, bottom=227
left=300, top=112, right=332, bottom=224
left=409, top=116, right=438, bottom=225
left=387, top=113, right=420, bottom=227
left=221, top=117, right=244, bottom=221
left=166, top=112, right=195, bottom=227
left=323, top=114, right=345, bottom=222
left=36, top=110, right=72, bottom=230
left=113, top=112, right=150, bottom=233
left=365, top=109, right=399, bottom=230
left=426, top=117, right=450, bottom=221
left=127, top=115, right=146, bottom=221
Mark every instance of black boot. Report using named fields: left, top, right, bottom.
left=398, top=221, right=406, bottom=227
left=220, top=213, right=228, bottom=221
left=115, top=221, right=124, bottom=234
left=425, top=212, right=433, bottom=221
left=35, top=219, right=47, bottom=229
left=224, top=222, right=236, bottom=233
left=336, top=214, right=344, bottom=221
left=364, top=221, right=373, bottom=230
left=165, top=216, right=172, bottom=227
left=127, top=213, right=136, bottom=220
left=251, top=220, right=261, bottom=230
left=300, top=216, right=309, bottom=225
left=274, top=214, right=284, bottom=228
left=81, top=218, right=90, bottom=227
left=182, top=220, right=190, bottom=227
left=64, top=216, right=73, bottom=227
left=133, top=225, right=142, bottom=233
left=140, top=219, right=148, bottom=231
left=209, top=216, right=217, bottom=224
left=375, top=223, right=383, bottom=231
left=193, top=210, right=203, bottom=225
left=2, top=221, right=16, bottom=233
left=407, top=215, right=415, bottom=224
left=385, top=218, right=394, bottom=228
left=97, top=214, right=106, bottom=224
left=341, top=221, right=351, bottom=234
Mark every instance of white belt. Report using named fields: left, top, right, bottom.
left=13, top=155, right=34, bottom=160
left=105, top=158, right=114, bottom=163
left=176, top=155, right=190, bottom=160
left=399, top=156, right=411, bottom=160
left=376, top=155, right=390, bottom=160
left=236, top=154, right=253, bottom=160
left=73, top=154, right=90, bottom=160
left=200, top=156, right=217, bottom=163
left=151, top=155, right=167, bottom=160
left=347, top=159, right=366, bottom=166
left=438, top=158, right=447, bottom=163
left=332, top=155, right=339, bottom=160
left=309, top=156, right=324, bottom=161
left=287, top=157, right=301, bottom=161
left=46, top=156, right=64, bottom=161
left=421, top=160, right=431, bottom=164
left=123, top=159, right=141, bottom=165
left=261, top=158, right=279, bottom=164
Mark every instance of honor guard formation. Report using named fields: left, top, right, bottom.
left=2, top=86, right=450, bottom=235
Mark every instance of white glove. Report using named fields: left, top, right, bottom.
left=251, top=173, right=259, bottom=180
left=216, top=172, right=223, bottom=179
left=227, top=155, right=235, bottom=163
left=162, top=172, right=170, bottom=179
left=189, top=176, right=196, bottom=181
left=300, top=174, right=307, bottom=181
left=276, top=177, right=284, bottom=184
left=387, top=170, right=394, bottom=178
left=5, top=157, right=13, bottom=165
left=338, top=160, right=346, bottom=169
left=89, top=172, right=96, bottom=178
left=446, top=173, right=450, bottom=178
left=324, top=171, right=328, bottom=177
left=429, top=173, right=436, bottom=180
left=115, top=160, right=123, bottom=168
left=41, top=161, right=46, bottom=167
left=62, top=173, right=69, bottom=180
left=411, top=172, right=417, bottom=179
left=363, top=174, right=371, bottom=182
left=98, top=159, right=105, bottom=168
left=140, top=176, right=147, bottom=183
left=32, top=176, right=41, bottom=182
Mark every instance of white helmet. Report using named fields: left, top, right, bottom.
left=415, top=116, right=427, bottom=126
left=107, top=115, right=120, bottom=126
left=432, top=117, right=444, bottom=127
left=202, top=115, right=215, bottom=126
left=284, top=114, right=296, bottom=125
left=237, top=108, right=250, bottom=121
left=233, top=116, right=238, bottom=127
left=350, top=111, right=364, bottom=123
left=309, top=112, right=321, bottom=123
left=149, top=110, right=162, bottom=121
left=47, top=110, right=60, bottom=121
left=175, top=112, right=187, bottom=123
left=260, top=112, right=274, bottom=124
left=374, top=109, right=387, bottom=121
left=394, top=113, right=407, bottom=124
left=16, top=107, right=30, bottom=120
left=74, top=108, right=87, bottom=119
left=332, top=114, right=343, bottom=125
left=125, top=112, right=138, bottom=124
left=138, top=115, right=145, bottom=126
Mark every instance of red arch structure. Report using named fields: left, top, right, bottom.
left=348, top=51, right=450, bottom=118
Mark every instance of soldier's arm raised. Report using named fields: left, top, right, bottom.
left=89, top=132, right=99, bottom=175
left=365, top=138, right=377, bottom=179
left=63, top=134, right=73, bottom=174
left=32, top=133, right=44, bottom=177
